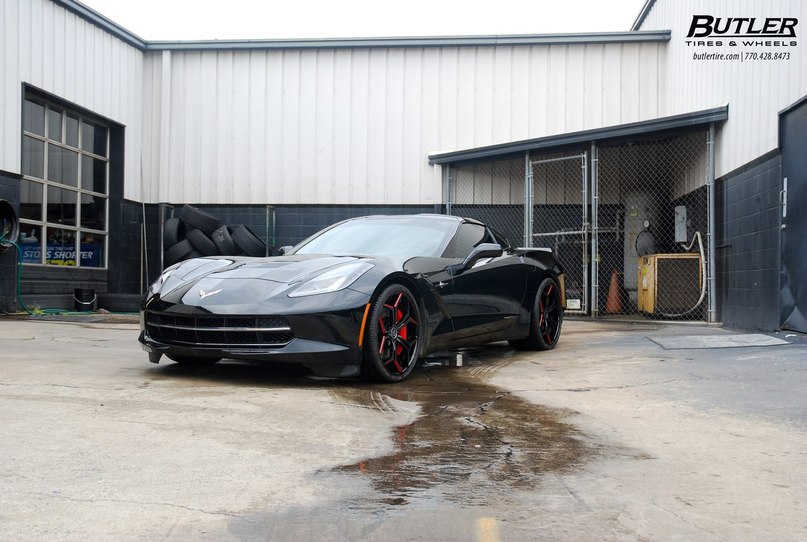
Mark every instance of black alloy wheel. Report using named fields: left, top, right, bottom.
left=509, top=276, right=563, bottom=351
left=362, top=284, right=421, bottom=382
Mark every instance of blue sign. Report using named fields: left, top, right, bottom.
left=21, top=243, right=102, bottom=267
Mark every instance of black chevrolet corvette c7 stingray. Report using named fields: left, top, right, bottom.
left=139, top=214, right=566, bottom=382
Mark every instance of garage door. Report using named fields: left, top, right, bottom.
left=780, top=97, right=807, bottom=333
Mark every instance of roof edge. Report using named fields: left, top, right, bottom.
left=54, top=0, right=147, bottom=50
left=144, top=31, right=670, bottom=51
left=428, top=106, right=730, bottom=165
left=631, top=0, right=658, bottom=31
left=50, top=2, right=670, bottom=52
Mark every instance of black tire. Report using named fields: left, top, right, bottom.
left=185, top=250, right=203, bottom=260
left=186, top=228, right=218, bottom=256
left=211, top=225, right=239, bottom=255
left=166, top=354, right=221, bottom=366
left=163, top=218, right=184, bottom=248
left=509, top=276, right=563, bottom=351
left=361, top=283, right=421, bottom=383
left=231, top=224, right=266, bottom=257
left=164, top=239, right=194, bottom=267
left=179, top=204, right=221, bottom=235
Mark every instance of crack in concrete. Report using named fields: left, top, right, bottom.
left=9, top=491, right=245, bottom=519
left=650, top=497, right=730, bottom=541
left=510, top=377, right=704, bottom=393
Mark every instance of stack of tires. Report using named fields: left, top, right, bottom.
left=163, top=205, right=270, bottom=267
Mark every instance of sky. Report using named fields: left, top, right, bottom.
left=79, top=0, right=649, bottom=41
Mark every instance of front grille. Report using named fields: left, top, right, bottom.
left=144, top=311, right=294, bottom=348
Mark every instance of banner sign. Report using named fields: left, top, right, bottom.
left=21, top=243, right=102, bottom=267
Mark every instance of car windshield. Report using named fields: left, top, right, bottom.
left=292, top=217, right=457, bottom=257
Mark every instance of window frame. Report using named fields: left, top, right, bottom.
left=20, top=93, right=110, bottom=269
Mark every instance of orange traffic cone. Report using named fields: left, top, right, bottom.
left=605, top=269, right=622, bottom=314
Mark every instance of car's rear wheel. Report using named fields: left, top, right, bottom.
left=509, top=276, right=563, bottom=351
left=166, top=354, right=221, bottom=366
left=362, top=284, right=421, bottom=383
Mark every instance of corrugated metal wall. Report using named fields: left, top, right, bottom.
left=141, top=42, right=667, bottom=205
left=636, top=0, right=807, bottom=178
left=12, top=0, right=803, bottom=206
left=0, top=0, right=144, bottom=200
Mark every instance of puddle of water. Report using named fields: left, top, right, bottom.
left=331, top=349, right=599, bottom=507
left=149, top=342, right=614, bottom=510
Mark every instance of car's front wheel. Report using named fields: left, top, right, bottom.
left=509, top=276, right=563, bottom=351
left=362, top=283, right=421, bottom=383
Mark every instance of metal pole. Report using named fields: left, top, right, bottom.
left=445, top=165, right=453, bottom=216
left=706, top=125, right=717, bottom=322
left=590, top=143, right=599, bottom=319
left=142, top=202, right=150, bottom=287
left=157, top=202, right=165, bottom=272
left=524, top=152, right=533, bottom=247
left=582, top=151, right=589, bottom=315
left=265, top=205, right=276, bottom=256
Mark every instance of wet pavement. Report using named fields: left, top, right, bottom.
left=332, top=361, right=597, bottom=507
left=0, top=316, right=805, bottom=540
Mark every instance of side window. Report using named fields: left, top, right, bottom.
left=452, top=223, right=487, bottom=259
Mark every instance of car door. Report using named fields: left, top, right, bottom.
left=443, top=223, right=527, bottom=342
left=402, top=255, right=457, bottom=351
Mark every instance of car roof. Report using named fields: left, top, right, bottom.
left=346, top=214, right=480, bottom=225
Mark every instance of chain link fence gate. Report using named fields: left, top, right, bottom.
left=594, top=132, right=708, bottom=320
left=529, top=151, right=589, bottom=315
left=444, top=129, right=711, bottom=322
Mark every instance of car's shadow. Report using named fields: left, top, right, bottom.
left=142, top=342, right=524, bottom=390
left=145, top=359, right=332, bottom=389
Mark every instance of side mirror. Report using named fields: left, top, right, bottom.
left=448, top=243, right=502, bottom=275
left=278, top=245, right=293, bottom=256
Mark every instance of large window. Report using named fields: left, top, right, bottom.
left=20, top=94, right=108, bottom=267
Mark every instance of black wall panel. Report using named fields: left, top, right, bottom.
left=715, top=151, right=781, bottom=331
left=0, top=171, right=21, bottom=313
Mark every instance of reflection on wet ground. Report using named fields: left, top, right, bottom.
left=150, top=342, right=606, bottom=512
left=331, top=344, right=600, bottom=508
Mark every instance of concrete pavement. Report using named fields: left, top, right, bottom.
left=0, top=316, right=804, bottom=540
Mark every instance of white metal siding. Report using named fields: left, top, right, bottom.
left=637, top=0, right=806, bottom=178
left=142, top=41, right=667, bottom=204
left=0, top=0, right=144, bottom=200
left=8, top=0, right=805, bottom=207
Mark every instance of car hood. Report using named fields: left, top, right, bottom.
left=149, top=255, right=374, bottom=308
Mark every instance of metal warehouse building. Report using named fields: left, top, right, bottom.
left=0, top=0, right=805, bottom=332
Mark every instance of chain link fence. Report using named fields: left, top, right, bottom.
left=445, top=130, right=710, bottom=321
left=447, top=157, right=525, bottom=247
left=596, top=131, right=708, bottom=320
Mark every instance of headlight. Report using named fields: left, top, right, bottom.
left=288, top=261, right=374, bottom=298
left=149, top=265, right=179, bottom=295
left=149, top=259, right=232, bottom=296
